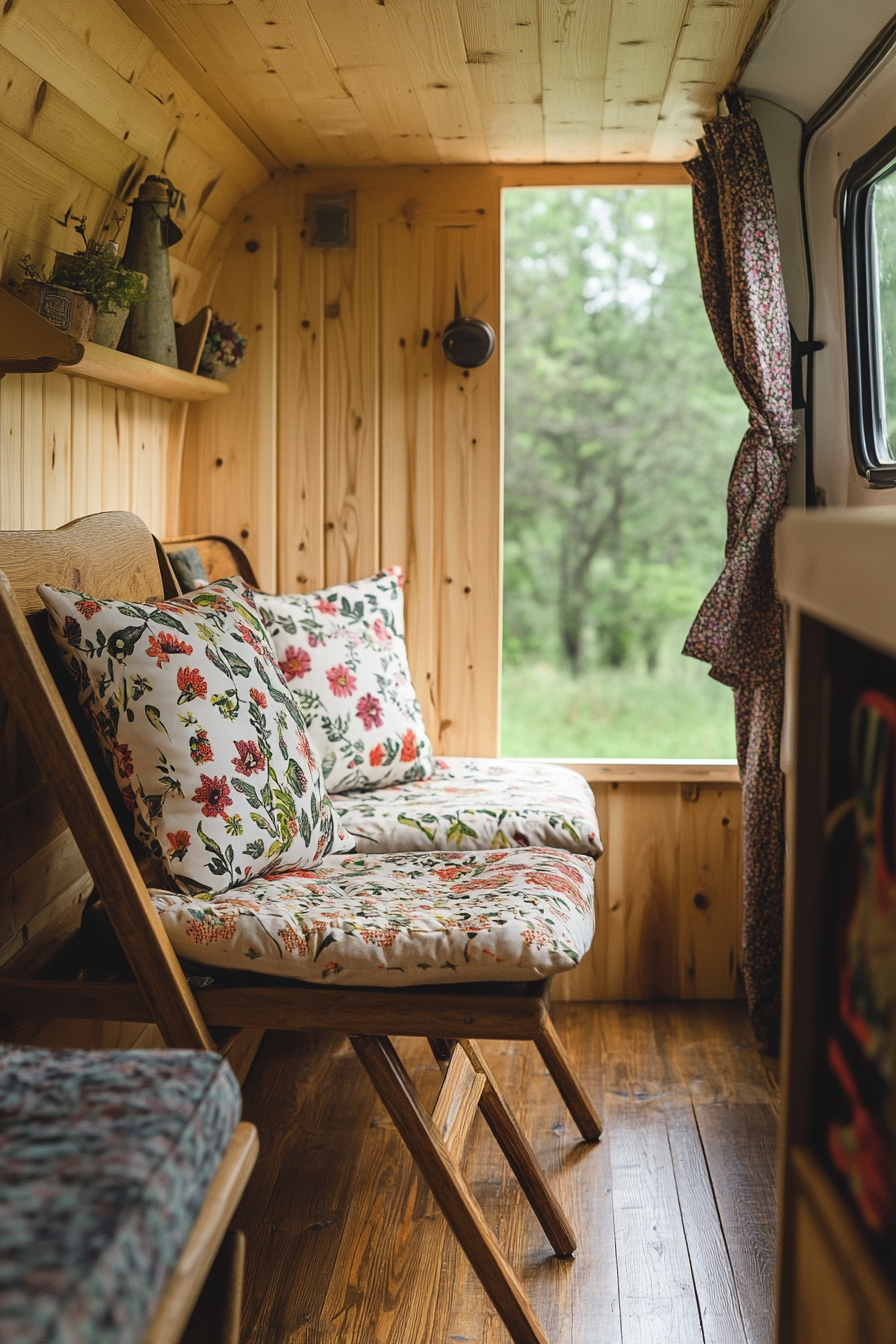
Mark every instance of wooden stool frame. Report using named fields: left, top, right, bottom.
left=0, top=513, right=598, bottom=1344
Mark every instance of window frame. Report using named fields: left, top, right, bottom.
left=841, top=123, right=896, bottom=486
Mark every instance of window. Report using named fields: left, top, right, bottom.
left=501, top=187, right=741, bottom=759
left=843, top=127, right=896, bottom=484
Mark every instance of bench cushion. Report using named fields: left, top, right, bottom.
left=151, top=848, right=595, bottom=986
left=334, top=757, right=603, bottom=857
left=255, top=568, right=435, bottom=794
left=0, top=1046, right=240, bottom=1344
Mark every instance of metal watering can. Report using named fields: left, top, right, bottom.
left=119, top=176, right=185, bottom=367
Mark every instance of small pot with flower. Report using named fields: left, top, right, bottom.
left=13, top=214, right=146, bottom=348
left=198, top=313, right=248, bottom=380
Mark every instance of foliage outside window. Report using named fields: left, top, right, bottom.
left=501, top=187, right=742, bottom=759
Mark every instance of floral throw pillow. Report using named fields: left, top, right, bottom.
left=38, top=577, right=353, bottom=895
left=254, top=567, right=435, bottom=794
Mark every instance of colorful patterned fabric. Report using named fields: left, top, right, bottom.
left=0, top=1046, right=240, bottom=1344
left=334, top=756, right=603, bottom=856
left=150, top=848, right=596, bottom=986
left=254, top=568, right=435, bottom=794
left=39, top=576, right=352, bottom=896
left=684, top=101, right=795, bottom=1049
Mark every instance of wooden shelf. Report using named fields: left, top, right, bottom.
left=59, top=341, right=229, bottom=402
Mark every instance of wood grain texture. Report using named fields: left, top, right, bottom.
left=696, top=1102, right=778, bottom=1344
left=232, top=1003, right=778, bottom=1344
left=180, top=222, right=279, bottom=589
left=121, top=0, right=755, bottom=167
left=350, top=1032, right=550, bottom=1344
left=0, top=513, right=213, bottom=1050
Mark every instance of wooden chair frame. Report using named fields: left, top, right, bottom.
left=145, top=1122, right=258, bottom=1344
left=0, top=513, right=594, bottom=1344
left=159, top=530, right=603, bottom=1146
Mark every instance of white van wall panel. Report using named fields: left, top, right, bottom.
left=803, top=42, right=896, bottom=508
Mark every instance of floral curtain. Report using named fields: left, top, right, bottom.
left=684, top=100, right=797, bottom=1051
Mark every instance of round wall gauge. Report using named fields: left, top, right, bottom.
left=441, top=316, right=495, bottom=368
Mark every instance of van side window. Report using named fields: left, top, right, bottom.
left=843, top=129, right=896, bottom=484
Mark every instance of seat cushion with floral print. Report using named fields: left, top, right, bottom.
left=333, top=757, right=602, bottom=857
left=39, top=577, right=353, bottom=896
left=149, top=848, right=595, bottom=986
left=0, top=1045, right=240, bottom=1344
left=253, top=567, right=435, bottom=794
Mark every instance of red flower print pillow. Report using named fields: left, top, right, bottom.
left=253, top=567, right=435, bottom=793
left=38, top=576, right=354, bottom=895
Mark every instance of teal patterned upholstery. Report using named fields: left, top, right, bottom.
left=0, top=1046, right=240, bottom=1344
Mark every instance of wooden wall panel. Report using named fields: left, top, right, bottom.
left=323, top=222, right=381, bottom=584
left=379, top=221, right=438, bottom=739
left=553, top=781, right=744, bottom=1002
left=181, top=166, right=504, bottom=755
left=179, top=221, right=279, bottom=588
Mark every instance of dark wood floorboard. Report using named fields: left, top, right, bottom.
left=235, top=1004, right=778, bottom=1344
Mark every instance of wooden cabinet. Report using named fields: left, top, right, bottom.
left=776, top=509, right=896, bottom=1343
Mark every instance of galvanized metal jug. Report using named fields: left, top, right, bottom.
left=119, top=176, right=183, bottom=367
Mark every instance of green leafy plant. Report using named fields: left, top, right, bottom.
left=19, top=215, right=145, bottom=314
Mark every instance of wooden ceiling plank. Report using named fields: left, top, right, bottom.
left=0, top=46, right=144, bottom=202
left=230, top=0, right=388, bottom=165
left=304, top=0, right=439, bottom=164
left=143, top=3, right=338, bottom=167
left=114, top=0, right=283, bottom=171
left=38, top=0, right=156, bottom=86
left=456, top=0, right=543, bottom=163
left=538, top=0, right=611, bottom=163
left=381, top=0, right=490, bottom=163
left=231, top=0, right=348, bottom=99
left=650, top=0, right=769, bottom=161
left=601, top=0, right=692, bottom=162
left=330, top=65, right=442, bottom=165
left=0, top=122, right=118, bottom=281
left=0, top=1, right=180, bottom=163
left=136, top=49, right=270, bottom=193
left=467, top=65, right=544, bottom=163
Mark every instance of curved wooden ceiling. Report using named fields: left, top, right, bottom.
left=117, top=0, right=770, bottom=170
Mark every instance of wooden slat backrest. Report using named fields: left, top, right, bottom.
left=0, top=512, right=168, bottom=615
left=0, top=512, right=213, bottom=1050
left=162, top=533, right=259, bottom=588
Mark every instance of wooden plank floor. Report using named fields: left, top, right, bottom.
left=235, top=1003, right=779, bottom=1344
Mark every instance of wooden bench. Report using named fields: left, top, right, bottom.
left=0, top=510, right=592, bottom=1344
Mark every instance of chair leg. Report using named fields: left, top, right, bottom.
left=350, top=1034, right=549, bottom=1344
left=535, top=1013, right=603, bottom=1142
left=460, top=1040, right=577, bottom=1258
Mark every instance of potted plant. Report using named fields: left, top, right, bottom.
left=13, top=215, right=146, bottom=348
left=198, top=313, right=248, bottom=379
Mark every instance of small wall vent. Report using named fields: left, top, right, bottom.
left=306, top=193, right=355, bottom=249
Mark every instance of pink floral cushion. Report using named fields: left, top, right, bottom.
left=255, top=568, right=434, bottom=794
left=39, top=577, right=353, bottom=896
left=149, top=848, right=595, bottom=986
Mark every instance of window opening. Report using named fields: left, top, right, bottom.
left=500, top=187, right=742, bottom=759
left=842, top=126, right=896, bottom=484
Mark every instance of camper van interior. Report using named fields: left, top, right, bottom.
left=6, top=1, right=896, bottom=1341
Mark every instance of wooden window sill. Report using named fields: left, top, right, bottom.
left=512, top=758, right=741, bottom=783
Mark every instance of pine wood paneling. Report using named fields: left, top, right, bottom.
left=179, top=222, right=279, bottom=588
left=126, top=0, right=764, bottom=168
left=379, top=221, right=439, bottom=740
left=323, top=223, right=381, bottom=584
left=553, top=781, right=744, bottom=1001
